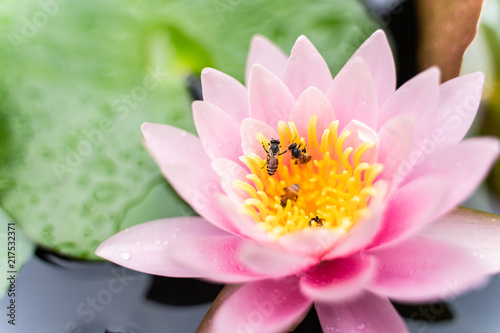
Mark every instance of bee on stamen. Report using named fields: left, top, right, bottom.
left=288, top=140, right=312, bottom=168
left=280, top=184, right=300, bottom=207
left=261, top=138, right=287, bottom=176
left=308, top=216, right=325, bottom=227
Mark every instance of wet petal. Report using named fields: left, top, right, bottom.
left=422, top=207, right=500, bottom=274
left=168, top=234, right=266, bottom=283
left=367, top=237, right=488, bottom=302
left=210, top=276, right=313, bottom=333
left=96, top=217, right=230, bottom=278
left=316, top=291, right=409, bottom=333
left=403, top=137, right=500, bottom=219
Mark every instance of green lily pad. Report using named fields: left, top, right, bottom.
left=0, top=0, right=375, bottom=259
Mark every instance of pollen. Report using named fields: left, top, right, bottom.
left=233, top=115, right=383, bottom=238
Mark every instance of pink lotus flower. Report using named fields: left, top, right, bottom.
left=96, top=30, right=500, bottom=332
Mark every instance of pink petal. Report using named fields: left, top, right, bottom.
left=431, top=72, right=485, bottom=147
left=378, top=68, right=440, bottom=144
left=240, top=117, right=280, bottom=159
left=201, top=67, right=249, bottom=122
left=278, top=228, right=342, bottom=257
left=300, top=254, right=376, bottom=302
left=367, top=236, right=488, bottom=302
left=193, top=101, right=242, bottom=161
left=217, top=195, right=272, bottom=244
left=422, top=207, right=500, bottom=274
left=282, top=35, right=332, bottom=98
left=340, top=119, right=379, bottom=164
left=96, top=217, right=228, bottom=278
left=376, top=115, right=415, bottom=190
left=370, top=175, right=450, bottom=248
left=248, top=64, right=296, bottom=128
left=316, top=291, right=409, bottom=333
left=403, top=137, right=500, bottom=219
left=238, top=241, right=318, bottom=278
left=211, top=158, right=249, bottom=204
left=168, top=234, right=266, bottom=283
left=245, top=34, right=288, bottom=84
left=323, top=190, right=386, bottom=260
left=350, top=30, right=397, bottom=106
left=160, top=163, right=239, bottom=234
left=141, top=122, right=209, bottom=167
left=211, top=276, right=313, bottom=333
left=289, top=87, right=336, bottom=140
left=142, top=122, right=239, bottom=233
left=326, top=57, right=378, bottom=129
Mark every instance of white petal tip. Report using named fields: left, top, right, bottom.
left=141, top=122, right=155, bottom=134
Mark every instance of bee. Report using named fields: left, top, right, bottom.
left=288, top=142, right=312, bottom=168
left=308, top=216, right=325, bottom=227
left=262, top=138, right=287, bottom=176
left=280, top=184, right=300, bottom=207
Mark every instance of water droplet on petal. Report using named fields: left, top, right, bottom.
left=124, top=228, right=130, bottom=233
left=180, top=130, right=187, bottom=138
left=155, top=240, right=161, bottom=245
left=479, top=253, right=486, bottom=259
left=120, top=252, right=130, bottom=260
left=357, top=323, right=366, bottom=331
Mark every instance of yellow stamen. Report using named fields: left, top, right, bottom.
left=235, top=116, right=383, bottom=238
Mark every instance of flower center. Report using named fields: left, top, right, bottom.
left=233, top=115, right=383, bottom=238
